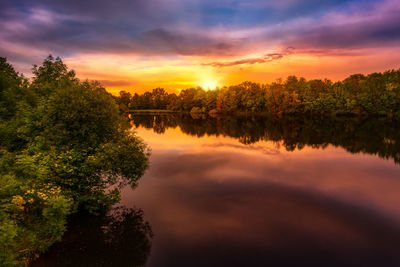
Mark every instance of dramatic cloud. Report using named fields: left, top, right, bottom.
left=203, top=47, right=295, bottom=67
left=139, top=29, right=239, bottom=56
left=1, top=0, right=399, bottom=91
left=2, top=0, right=399, bottom=59
left=287, top=0, right=400, bottom=49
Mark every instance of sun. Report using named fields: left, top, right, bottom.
left=200, top=79, right=218, bottom=90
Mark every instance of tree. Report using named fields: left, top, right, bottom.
left=120, top=69, right=400, bottom=116
left=118, top=91, right=132, bottom=113
left=0, top=57, right=150, bottom=265
left=152, top=88, right=168, bottom=109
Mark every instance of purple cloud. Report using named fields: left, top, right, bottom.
left=0, top=0, right=399, bottom=69
left=203, top=47, right=295, bottom=67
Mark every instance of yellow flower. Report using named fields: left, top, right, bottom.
left=11, top=195, right=26, bottom=210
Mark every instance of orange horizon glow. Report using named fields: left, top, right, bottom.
left=58, top=47, right=400, bottom=95
left=2, top=0, right=400, bottom=95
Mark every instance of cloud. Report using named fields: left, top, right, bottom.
left=0, top=6, right=245, bottom=58
left=279, top=0, right=400, bottom=49
left=138, top=28, right=239, bottom=56
left=203, top=47, right=295, bottom=67
left=1, top=0, right=400, bottom=78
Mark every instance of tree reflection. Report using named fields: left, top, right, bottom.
left=131, top=114, right=400, bottom=163
left=32, top=206, right=152, bottom=267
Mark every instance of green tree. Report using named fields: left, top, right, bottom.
left=0, top=57, right=150, bottom=265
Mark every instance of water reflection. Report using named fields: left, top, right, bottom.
left=123, top=114, right=400, bottom=266
left=131, top=114, right=400, bottom=163
left=35, top=115, right=400, bottom=266
left=32, top=207, right=152, bottom=267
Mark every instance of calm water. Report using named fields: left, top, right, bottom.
left=34, top=114, right=400, bottom=267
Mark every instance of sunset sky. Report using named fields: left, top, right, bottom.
left=1, top=0, right=400, bottom=94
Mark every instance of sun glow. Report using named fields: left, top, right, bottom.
left=200, top=79, right=218, bottom=90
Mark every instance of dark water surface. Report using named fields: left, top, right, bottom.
left=34, top=115, right=400, bottom=266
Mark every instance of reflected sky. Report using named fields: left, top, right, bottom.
left=122, top=123, right=400, bottom=267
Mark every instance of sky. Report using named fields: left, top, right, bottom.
left=1, top=0, right=400, bottom=94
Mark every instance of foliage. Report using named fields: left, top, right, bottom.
left=121, top=70, right=400, bottom=117
left=0, top=56, right=150, bottom=265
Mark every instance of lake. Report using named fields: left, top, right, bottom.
left=34, top=114, right=400, bottom=267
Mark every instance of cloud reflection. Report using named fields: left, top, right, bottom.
left=121, top=124, right=400, bottom=266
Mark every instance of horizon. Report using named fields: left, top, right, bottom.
left=1, top=0, right=400, bottom=94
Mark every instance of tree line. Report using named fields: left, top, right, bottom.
left=0, top=56, right=150, bottom=266
left=131, top=114, right=400, bottom=164
left=116, top=70, right=400, bottom=118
